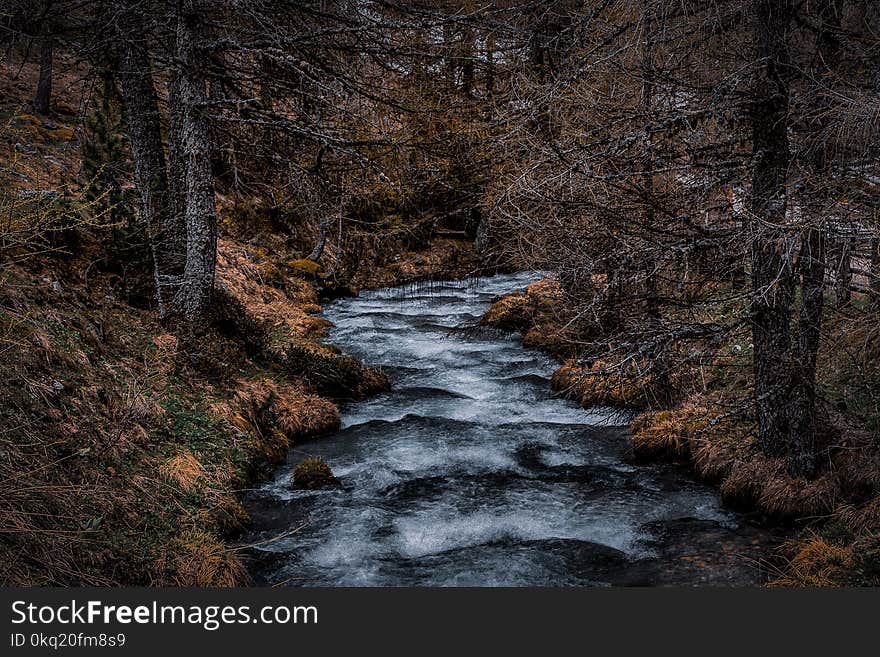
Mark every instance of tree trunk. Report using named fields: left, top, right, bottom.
left=786, top=0, right=842, bottom=476
left=870, top=235, right=880, bottom=307
left=173, top=2, right=219, bottom=330
left=642, top=1, right=659, bottom=320
left=33, top=35, right=53, bottom=115
left=833, top=235, right=852, bottom=306
left=790, top=226, right=824, bottom=476
left=474, top=210, right=490, bottom=254
left=308, top=216, right=331, bottom=262
left=167, top=72, right=186, bottom=241
left=116, top=26, right=185, bottom=317
left=749, top=0, right=795, bottom=459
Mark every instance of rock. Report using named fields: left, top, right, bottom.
left=18, top=189, right=59, bottom=199
left=292, top=458, right=340, bottom=490
left=50, top=281, right=62, bottom=294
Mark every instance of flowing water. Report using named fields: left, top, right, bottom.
left=244, top=272, right=775, bottom=586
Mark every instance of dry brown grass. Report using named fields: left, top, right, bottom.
left=771, top=534, right=858, bottom=587
left=212, top=378, right=340, bottom=464
left=216, top=239, right=331, bottom=347
left=155, top=529, right=250, bottom=587
left=0, top=234, right=361, bottom=585
left=482, top=289, right=533, bottom=329
left=720, top=458, right=839, bottom=518
left=482, top=278, right=581, bottom=357
left=631, top=394, right=880, bottom=584
left=552, top=357, right=669, bottom=409
left=159, top=450, right=206, bottom=493
left=836, top=498, right=880, bottom=536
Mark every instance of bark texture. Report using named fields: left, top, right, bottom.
left=791, top=226, right=824, bottom=476
left=749, top=0, right=795, bottom=460
left=785, top=0, right=840, bottom=476
left=116, top=21, right=185, bottom=316
left=33, top=36, right=53, bottom=115
left=173, top=1, right=219, bottom=329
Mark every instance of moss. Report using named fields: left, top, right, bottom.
left=285, top=258, right=323, bottom=277
left=482, top=292, right=531, bottom=330
left=258, top=261, right=284, bottom=284
left=47, top=127, right=75, bottom=141
left=292, top=457, right=340, bottom=489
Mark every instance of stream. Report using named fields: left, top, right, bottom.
left=244, top=271, right=775, bottom=586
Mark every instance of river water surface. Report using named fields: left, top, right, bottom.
left=244, top=272, right=775, bottom=586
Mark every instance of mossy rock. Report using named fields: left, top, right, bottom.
left=481, top=293, right=531, bottom=331
left=15, top=113, right=42, bottom=126
left=47, top=127, right=75, bottom=141
left=285, top=259, right=323, bottom=278
left=292, top=458, right=339, bottom=490
left=281, top=343, right=390, bottom=398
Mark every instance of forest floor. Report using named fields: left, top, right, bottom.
left=0, top=226, right=479, bottom=585
left=0, top=53, right=485, bottom=584
left=481, top=278, right=880, bottom=586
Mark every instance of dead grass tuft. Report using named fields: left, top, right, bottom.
left=482, top=279, right=580, bottom=357
left=159, top=451, right=206, bottom=492
left=156, top=530, right=250, bottom=587
left=835, top=498, right=880, bottom=536
left=552, top=357, right=669, bottom=409
left=771, top=535, right=857, bottom=587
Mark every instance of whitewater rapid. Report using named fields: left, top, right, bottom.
left=244, top=272, right=772, bottom=586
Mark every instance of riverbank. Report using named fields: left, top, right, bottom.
left=2, top=48, right=509, bottom=584
left=0, top=211, right=493, bottom=585
left=0, top=229, right=392, bottom=585
left=242, top=272, right=776, bottom=586
left=481, top=277, right=880, bottom=586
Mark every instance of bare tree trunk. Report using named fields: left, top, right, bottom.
left=33, top=35, right=53, bottom=115
left=167, top=72, right=186, bottom=239
left=308, top=216, right=331, bottom=262
left=786, top=0, right=840, bottom=476
left=642, top=1, right=659, bottom=320
left=833, top=234, right=852, bottom=306
left=473, top=208, right=490, bottom=254
left=750, top=0, right=795, bottom=460
left=790, top=226, right=824, bottom=476
left=871, top=235, right=880, bottom=307
left=116, top=24, right=185, bottom=317
left=173, top=2, right=218, bottom=329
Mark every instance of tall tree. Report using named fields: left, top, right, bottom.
left=115, top=9, right=185, bottom=317
left=749, top=0, right=796, bottom=464
left=172, top=0, right=219, bottom=330
left=32, top=3, right=53, bottom=115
